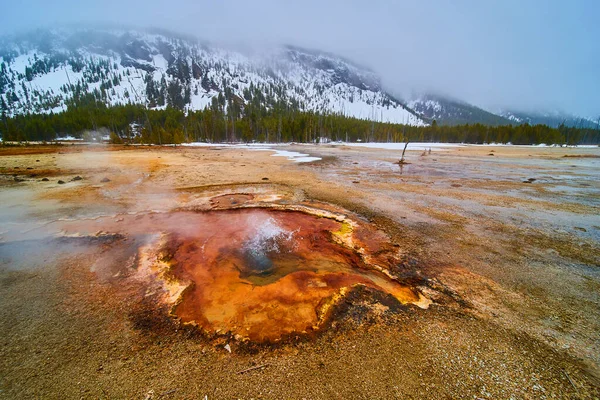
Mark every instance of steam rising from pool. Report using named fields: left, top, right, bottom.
left=242, top=216, right=298, bottom=274
left=24, top=199, right=430, bottom=342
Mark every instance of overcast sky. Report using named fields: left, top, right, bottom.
left=1, top=0, right=598, bottom=116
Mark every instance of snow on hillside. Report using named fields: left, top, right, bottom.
left=0, top=28, right=425, bottom=125
left=407, top=99, right=442, bottom=114
left=407, top=95, right=512, bottom=126
left=499, top=110, right=598, bottom=128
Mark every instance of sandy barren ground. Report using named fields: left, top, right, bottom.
left=0, top=143, right=599, bottom=399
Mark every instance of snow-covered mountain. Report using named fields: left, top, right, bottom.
left=0, top=27, right=425, bottom=125
left=407, top=94, right=512, bottom=126
left=499, top=110, right=598, bottom=129
left=406, top=94, right=598, bottom=128
left=2, top=27, right=596, bottom=129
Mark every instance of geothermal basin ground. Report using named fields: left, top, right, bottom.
left=0, top=143, right=599, bottom=399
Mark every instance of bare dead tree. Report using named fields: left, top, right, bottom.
left=398, top=139, right=410, bottom=165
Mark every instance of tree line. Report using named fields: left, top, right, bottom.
left=1, top=96, right=599, bottom=146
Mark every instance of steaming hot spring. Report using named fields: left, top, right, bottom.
left=57, top=191, right=431, bottom=342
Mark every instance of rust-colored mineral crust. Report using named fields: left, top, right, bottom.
left=136, top=207, right=428, bottom=342
left=53, top=193, right=430, bottom=342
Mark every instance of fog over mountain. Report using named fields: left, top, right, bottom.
left=0, top=0, right=598, bottom=118
left=0, top=27, right=427, bottom=127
